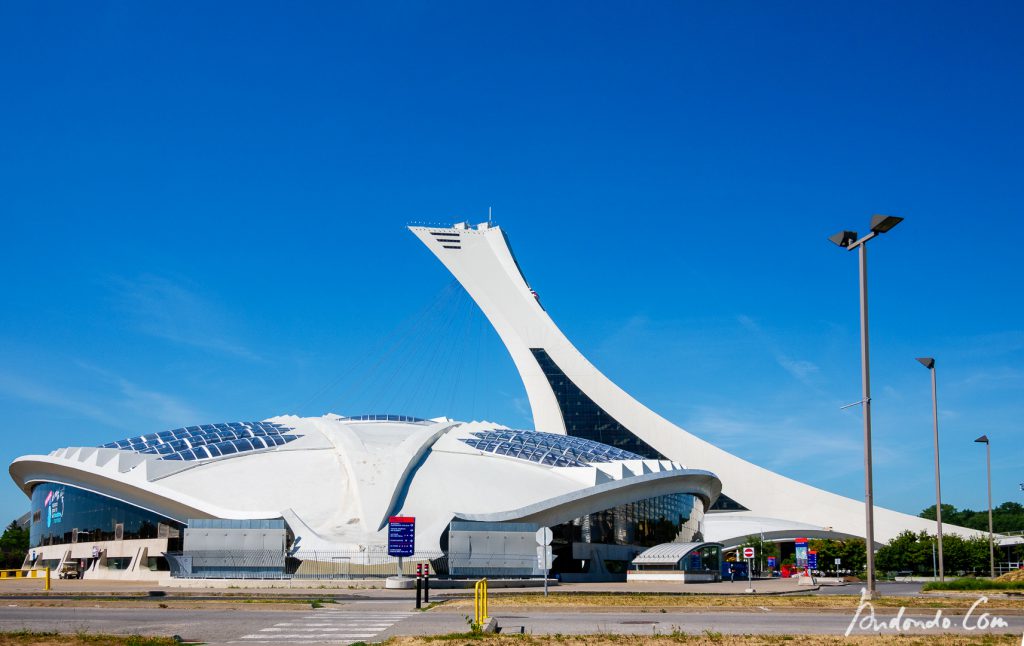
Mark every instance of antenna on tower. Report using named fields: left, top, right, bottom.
left=488, top=206, right=493, bottom=224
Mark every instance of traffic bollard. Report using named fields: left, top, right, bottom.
left=415, top=564, right=422, bottom=609
left=423, top=563, right=430, bottom=604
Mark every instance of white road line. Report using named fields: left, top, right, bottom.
left=244, top=638, right=376, bottom=641
left=242, top=634, right=377, bottom=639
left=234, top=609, right=414, bottom=644
left=263, top=624, right=394, bottom=629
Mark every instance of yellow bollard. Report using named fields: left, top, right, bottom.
left=473, top=578, right=489, bottom=627
left=44, top=567, right=50, bottom=591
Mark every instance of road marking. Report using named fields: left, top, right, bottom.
left=230, top=610, right=414, bottom=644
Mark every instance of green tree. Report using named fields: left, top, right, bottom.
left=874, top=531, right=994, bottom=577
left=810, top=538, right=868, bottom=576
left=920, top=502, right=1024, bottom=533
left=0, top=520, right=29, bottom=569
left=875, top=531, right=934, bottom=575
left=837, top=538, right=867, bottom=576
left=808, top=539, right=842, bottom=574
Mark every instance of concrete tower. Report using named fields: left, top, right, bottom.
left=410, top=221, right=977, bottom=546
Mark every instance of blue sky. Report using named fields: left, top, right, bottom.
left=1, top=2, right=1021, bottom=525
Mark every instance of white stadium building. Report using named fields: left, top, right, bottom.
left=8, top=220, right=976, bottom=581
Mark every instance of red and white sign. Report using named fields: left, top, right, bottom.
left=742, top=547, right=755, bottom=559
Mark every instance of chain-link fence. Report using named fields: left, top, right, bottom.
left=165, top=547, right=448, bottom=579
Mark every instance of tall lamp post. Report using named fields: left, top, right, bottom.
left=829, top=214, right=903, bottom=599
left=974, top=434, right=995, bottom=578
left=917, top=357, right=944, bottom=581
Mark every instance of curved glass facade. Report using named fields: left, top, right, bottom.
left=564, top=492, right=704, bottom=547
left=29, top=483, right=184, bottom=548
left=551, top=492, right=704, bottom=574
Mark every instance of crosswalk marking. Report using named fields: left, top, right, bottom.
left=230, top=609, right=414, bottom=644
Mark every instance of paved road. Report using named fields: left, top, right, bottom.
left=2, top=600, right=1022, bottom=643
left=0, top=600, right=424, bottom=644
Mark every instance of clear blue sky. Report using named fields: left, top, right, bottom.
left=1, top=2, right=1021, bottom=525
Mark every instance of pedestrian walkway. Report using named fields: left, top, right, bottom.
left=227, top=609, right=414, bottom=644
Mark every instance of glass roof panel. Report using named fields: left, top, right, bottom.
left=458, top=428, right=643, bottom=467
left=99, top=421, right=299, bottom=461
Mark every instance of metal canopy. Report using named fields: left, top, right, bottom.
left=631, top=541, right=723, bottom=566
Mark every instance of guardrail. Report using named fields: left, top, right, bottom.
left=0, top=568, right=50, bottom=590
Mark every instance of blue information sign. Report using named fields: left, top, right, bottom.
left=795, top=537, right=808, bottom=568
left=808, top=550, right=818, bottom=570
left=388, top=516, right=415, bottom=557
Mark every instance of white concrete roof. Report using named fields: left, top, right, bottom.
left=10, top=415, right=721, bottom=554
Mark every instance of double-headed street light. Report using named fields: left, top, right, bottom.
left=916, top=357, right=944, bottom=581
left=830, top=214, right=903, bottom=599
left=974, top=434, right=995, bottom=578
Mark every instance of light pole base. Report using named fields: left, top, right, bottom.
left=859, top=587, right=881, bottom=601
left=385, top=576, right=415, bottom=589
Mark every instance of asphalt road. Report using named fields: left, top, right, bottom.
left=1, top=599, right=1022, bottom=644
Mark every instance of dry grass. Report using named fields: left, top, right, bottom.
left=387, top=634, right=1022, bottom=645
left=3, top=597, right=330, bottom=611
left=440, top=593, right=1024, bottom=611
left=997, top=570, right=1024, bottom=583
left=0, top=632, right=178, bottom=646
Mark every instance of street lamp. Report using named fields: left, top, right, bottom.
left=916, top=357, right=944, bottom=581
left=829, top=214, right=904, bottom=599
left=974, top=434, right=995, bottom=578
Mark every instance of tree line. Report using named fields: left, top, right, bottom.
left=734, top=501, right=1024, bottom=578
left=919, top=502, right=1024, bottom=534
left=0, top=521, right=28, bottom=569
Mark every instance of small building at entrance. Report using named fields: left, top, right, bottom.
left=626, top=542, right=723, bottom=583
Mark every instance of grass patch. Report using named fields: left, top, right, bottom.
left=440, top=592, right=1024, bottom=610
left=0, top=632, right=180, bottom=646
left=923, top=578, right=1024, bottom=592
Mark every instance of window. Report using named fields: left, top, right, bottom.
left=29, top=483, right=184, bottom=549
left=529, top=349, right=663, bottom=458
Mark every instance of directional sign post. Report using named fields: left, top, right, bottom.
left=388, top=516, right=415, bottom=577
left=536, top=527, right=553, bottom=597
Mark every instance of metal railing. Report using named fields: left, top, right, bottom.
left=290, top=550, right=447, bottom=580
left=165, top=548, right=448, bottom=579
left=0, top=568, right=50, bottom=590
left=996, top=562, right=1022, bottom=576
